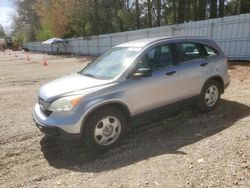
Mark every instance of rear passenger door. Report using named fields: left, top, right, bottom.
left=201, top=44, right=222, bottom=78
left=175, top=42, right=208, bottom=99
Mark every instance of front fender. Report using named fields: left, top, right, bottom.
left=76, top=98, right=131, bottom=133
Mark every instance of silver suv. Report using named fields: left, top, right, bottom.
left=33, top=37, right=230, bottom=151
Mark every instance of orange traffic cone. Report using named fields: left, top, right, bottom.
left=43, top=55, right=48, bottom=66
left=26, top=53, right=30, bottom=62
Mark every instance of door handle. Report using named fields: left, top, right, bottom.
left=166, top=71, right=176, bottom=76
left=200, top=62, right=208, bottom=67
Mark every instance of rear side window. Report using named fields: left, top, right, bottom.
left=203, top=45, right=219, bottom=57
left=176, top=42, right=202, bottom=62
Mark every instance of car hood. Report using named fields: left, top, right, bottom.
left=39, top=73, right=113, bottom=101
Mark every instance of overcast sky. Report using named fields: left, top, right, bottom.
left=0, top=0, right=15, bottom=30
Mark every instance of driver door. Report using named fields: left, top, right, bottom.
left=126, top=43, right=180, bottom=116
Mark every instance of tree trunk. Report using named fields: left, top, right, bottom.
left=219, top=0, right=224, bottom=17
left=194, top=0, right=198, bottom=21
left=93, top=0, right=100, bottom=34
left=177, top=0, right=185, bottom=23
left=147, top=0, right=152, bottom=27
left=127, top=0, right=129, bottom=10
left=135, top=0, right=141, bottom=29
left=186, top=0, right=191, bottom=22
left=198, top=0, right=207, bottom=20
left=156, top=0, right=161, bottom=26
left=173, top=0, right=177, bottom=24
left=162, top=1, right=168, bottom=25
left=210, top=0, right=217, bottom=18
left=118, top=0, right=124, bottom=31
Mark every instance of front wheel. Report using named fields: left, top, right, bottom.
left=83, top=107, right=127, bottom=152
left=197, top=80, right=221, bottom=112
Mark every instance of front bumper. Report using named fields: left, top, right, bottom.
left=34, top=117, right=82, bottom=140
left=32, top=103, right=83, bottom=140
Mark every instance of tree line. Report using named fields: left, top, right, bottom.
left=0, top=24, right=6, bottom=38
left=12, top=0, right=250, bottom=44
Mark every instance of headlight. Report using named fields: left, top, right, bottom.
left=47, top=95, right=82, bottom=112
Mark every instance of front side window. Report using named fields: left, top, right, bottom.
left=138, top=44, right=174, bottom=71
left=176, top=42, right=202, bottom=62
left=79, top=47, right=141, bottom=79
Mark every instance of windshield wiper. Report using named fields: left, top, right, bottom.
left=83, top=73, right=95, bottom=78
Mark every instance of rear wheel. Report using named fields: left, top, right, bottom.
left=83, top=107, right=127, bottom=152
left=197, top=80, right=221, bottom=112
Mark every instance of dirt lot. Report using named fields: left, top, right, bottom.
left=0, top=50, right=249, bottom=188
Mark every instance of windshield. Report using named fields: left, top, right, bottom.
left=79, top=47, right=141, bottom=79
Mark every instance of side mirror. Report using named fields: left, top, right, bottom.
left=133, top=67, right=152, bottom=77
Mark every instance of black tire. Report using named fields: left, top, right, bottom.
left=83, top=107, right=127, bottom=152
left=197, top=80, right=221, bottom=112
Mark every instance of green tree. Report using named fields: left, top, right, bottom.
left=0, top=24, right=5, bottom=38
left=177, top=0, right=185, bottom=23
left=12, top=0, right=250, bottom=42
left=135, top=0, right=141, bottom=29
left=12, top=0, right=40, bottom=42
left=240, top=0, right=250, bottom=14
left=198, top=0, right=207, bottom=20
left=219, top=0, right=224, bottom=17
left=210, top=0, right=217, bottom=18
left=34, top=0, right=73, bottom=38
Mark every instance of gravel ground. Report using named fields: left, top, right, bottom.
left=0, top=50, right=249, bottom=188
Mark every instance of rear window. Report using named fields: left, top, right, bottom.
left=176, top=42, right=202, bottom=62
left=203, top=45, right=219, bottom=57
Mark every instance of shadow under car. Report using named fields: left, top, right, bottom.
left=40, top=99, right=250, bottom=172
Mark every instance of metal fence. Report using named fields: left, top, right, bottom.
left=24, top=13, right=250, bottom=60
